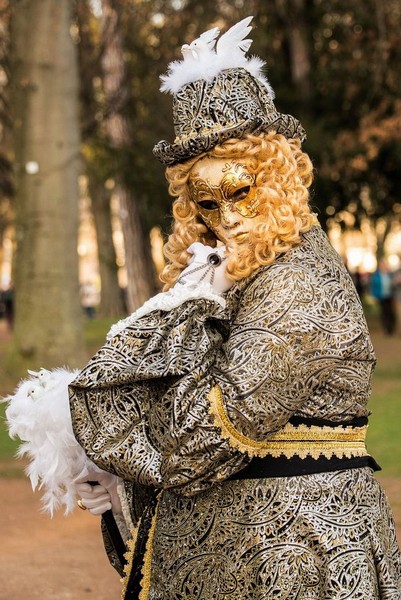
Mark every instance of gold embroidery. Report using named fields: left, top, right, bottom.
left=120, top=519, right=141, bottom=599
left=138, top=501, right=160, bottom=600
left=208, top=385, right=368, bottom=459
left=175, top=120, right=243, bottom=143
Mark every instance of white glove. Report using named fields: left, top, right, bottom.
left=74, top=465, right=122, bottom=516
left=176, top=243, right=233, bottom=294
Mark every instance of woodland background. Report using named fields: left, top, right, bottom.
left=0, top=0, right=400, bottom=369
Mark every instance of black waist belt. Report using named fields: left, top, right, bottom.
left=229, top=416, right=380, bottom=480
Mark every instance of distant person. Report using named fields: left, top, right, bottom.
left=80, top=282, right=98, bottom=319
left=351, top=268, right=365, bottom=300
left=3, top=284, right=14, bottom=331
left=370, top=259, right=397, bottom=335
left=393, top=259, right=401, bottom=334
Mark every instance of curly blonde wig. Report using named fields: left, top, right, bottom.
left=161, top=131, right=315, bottom=289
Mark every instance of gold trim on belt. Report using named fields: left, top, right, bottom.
left=208, top=385, right=368, bottom=460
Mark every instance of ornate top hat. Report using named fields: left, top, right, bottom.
left=153, top=17, right=305, bottom=166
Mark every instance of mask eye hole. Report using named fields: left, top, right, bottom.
left=198, top=200, right=219, bottom=211
left=232, top=186, right=251, bottom=202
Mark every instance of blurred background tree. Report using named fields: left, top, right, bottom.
left=9, top=0, right=84, bottom=367
left=0, top=1, right=13, bottom=289
left=76, top=0, right=127, bottom=318
left=0, top=0, right=400, bottom=367
left=77, top=0, right=157, bottom=314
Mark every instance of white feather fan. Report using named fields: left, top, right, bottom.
left=3, top=368, right=96, bottom=516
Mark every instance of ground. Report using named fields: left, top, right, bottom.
left=0, top=322, right=400, bottom=599
left=0, top=474, right=122, bottom=599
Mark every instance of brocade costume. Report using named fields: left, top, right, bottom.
left=69, top=226, right=401, bottom=599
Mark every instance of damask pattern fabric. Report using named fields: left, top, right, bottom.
left=69, top=226, right=401, bottom=598
left=150, top=469, right=400, bottom=599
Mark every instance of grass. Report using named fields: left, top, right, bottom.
left=368, top=381, right=401, bottom=476
left=0, top=403, right=18, bottom=455
left=84, top=316, right=118, bottom=352
left=367, top=357, right=401, bottom=477
left=362, top=310, right=401, bottom=476
left=1, top=315, right=400, bottom=478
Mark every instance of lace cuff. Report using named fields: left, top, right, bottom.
left=115, top=478, right=134, bottom=540
left=107, top=281, right=225, bottom=340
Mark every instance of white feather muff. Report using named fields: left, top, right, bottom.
left=3, top=367, right=96, bottom=516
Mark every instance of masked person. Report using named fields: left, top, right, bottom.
left=11, top=17, right=400, bottom=600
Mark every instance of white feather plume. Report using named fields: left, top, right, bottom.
left=160, top=16, right=271, bottom=95
left=215, top=15, right=253, bottom=65
left=3, top=367, right=96, bottom=516
left=246, top=55, right=275, bottom=98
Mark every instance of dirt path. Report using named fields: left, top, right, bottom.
left=0, top=319, right=119, bottom=598
left=0, top=475, right=121, bottom=600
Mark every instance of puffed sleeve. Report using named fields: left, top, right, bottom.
left=69, top=286, right=249, bottom=493
left=70, top=242, right=371, bottom=495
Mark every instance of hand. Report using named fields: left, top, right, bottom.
left=75, top=482, right=112, bottom=515
left=74, top=465, right=122, bottom=515
left=177, top=243, right=233, bottom=294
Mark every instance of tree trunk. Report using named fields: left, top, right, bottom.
left=275, top=0, right=312, bottom=100
left=375, top=215, right=393, bottom=262
left=117, top=184, right=156, bottom=311
left=101, top=0, right=156, bottom=312
left=10, top=0, right=84, bottom=368
left=87, top=172, right=126, bottom=317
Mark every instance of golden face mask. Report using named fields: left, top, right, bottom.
left=188, top=158, right=259, bottom=231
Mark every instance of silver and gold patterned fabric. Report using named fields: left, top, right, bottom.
left=69, top=226, right=401, bottom=598
left=151, top=469, right=400, bottom=599
left=153, top=68, right=305, bottom=165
